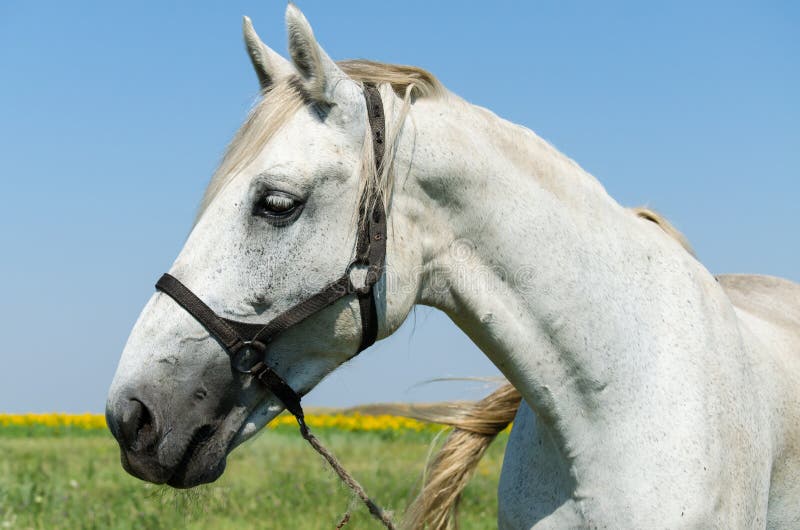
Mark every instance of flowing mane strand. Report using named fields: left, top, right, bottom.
left=630, top=206, right=695, bottom=256
left=338, top=59, right=444, bottom=99
left=197, top=60, right=443, bottom=220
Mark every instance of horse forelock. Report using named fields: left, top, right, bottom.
left=196, top=61, right=443, bottom=224
left=197, top=79, right=306, bottom=221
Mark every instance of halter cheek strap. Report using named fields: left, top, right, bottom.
left=154, top=83, right=387, bottom=423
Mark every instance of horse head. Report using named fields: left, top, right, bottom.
left=105, top=5, right=422, bottom=488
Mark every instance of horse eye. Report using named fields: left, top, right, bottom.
left=253, top=192, right=302, bottom=224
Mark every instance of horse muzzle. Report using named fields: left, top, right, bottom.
left=106, top=386, right=236, bottom=488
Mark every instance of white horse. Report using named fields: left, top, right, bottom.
left=106, top=5, right=800, bottom=528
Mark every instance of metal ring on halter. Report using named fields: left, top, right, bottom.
left=345, top=260, right=373, bottom=296
left=231, top=340, right=268, bottom=374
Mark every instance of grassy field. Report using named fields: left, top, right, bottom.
left=0, top=422, right=507, bottom=529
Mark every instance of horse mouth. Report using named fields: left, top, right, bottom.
left=165, top=425, right=224, bottom=488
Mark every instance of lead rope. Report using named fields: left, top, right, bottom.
left=295, top=416, right=396, bottom=529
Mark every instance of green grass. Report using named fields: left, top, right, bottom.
left=0, top=427, right=507, bottom=529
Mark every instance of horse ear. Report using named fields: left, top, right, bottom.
left=243, top=16, right=294, bottom=91
left=285, top=3, right=351, bottom=104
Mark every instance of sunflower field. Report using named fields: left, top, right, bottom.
left=0, top=412, right=507, bottom=529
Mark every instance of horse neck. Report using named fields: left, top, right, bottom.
left=392, top=93, right=718, bottom=447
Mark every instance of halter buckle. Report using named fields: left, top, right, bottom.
left=346, top=261, right=375, bottom=296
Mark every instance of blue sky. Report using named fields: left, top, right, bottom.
left=1, top=2, right=797, bottom=412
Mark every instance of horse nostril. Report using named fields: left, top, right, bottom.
left=119, top=399, right=158, bottom=452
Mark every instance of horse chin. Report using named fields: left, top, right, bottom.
left=164, top=429, right=232, bottom=489
left=166, top=454, right=227, bottom=489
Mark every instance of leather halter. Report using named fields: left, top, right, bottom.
left=155, top=83, right=387, bottom=426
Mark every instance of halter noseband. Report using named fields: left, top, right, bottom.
left=154, top=83, right=387, bottom=425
